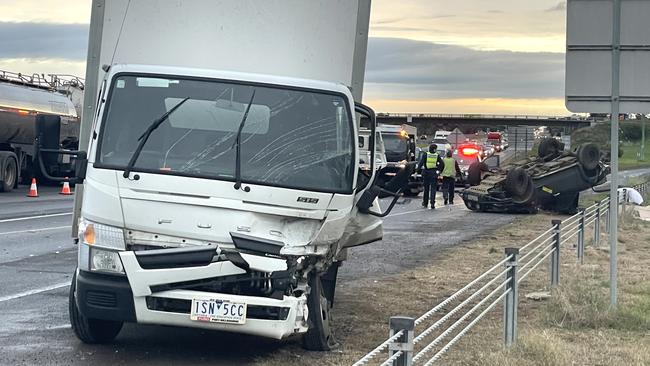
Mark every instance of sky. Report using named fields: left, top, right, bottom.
left=0, top=0, right=569, bottom=115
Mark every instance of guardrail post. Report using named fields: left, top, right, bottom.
left=578, top=208, right=585, bottom=265
left=551, top=220, right=561, bottom=288
left=620, top=188, right=627, bottom=225
left=389, top=316, right=414, bottom=366
left=605, top=199, right=611, bottom=234
left=594, top=201, right=601, bottom=247
left=504, top=248, right=519, bottom=347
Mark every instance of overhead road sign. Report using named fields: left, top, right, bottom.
left=566, top=0, right=650, bottom=113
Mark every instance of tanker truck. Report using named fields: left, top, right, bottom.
left=41, top=0, right=415, bottom=352
left=0, top=71, right=83, bottom=191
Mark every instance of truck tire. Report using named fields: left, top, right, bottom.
left=0, top=155, right=17, bottom=192
left=538, top=138, right=562, bottom=159
left=302, top=271, right=337, bottom=351
left=69, top=271, right=123, bottom=344
left=576, top=143, right=600, bottom=171
left=505, top=167, right=531, bottom=198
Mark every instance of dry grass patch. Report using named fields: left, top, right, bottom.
left=254, top=207, right=650, bottom=366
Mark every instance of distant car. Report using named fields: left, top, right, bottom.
left=453, top=143, right=483, bottom=185
left=482, top=142, right=496, bottom=157
left=431, top=138, right=452, bottom=153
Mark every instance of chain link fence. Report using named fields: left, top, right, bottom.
left=354, top=180, right=649, bottom=366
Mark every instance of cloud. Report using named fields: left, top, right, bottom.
left=364, top=37, right=565, bottom=100
left=545, top=1, right=566, bottom=12
left=0, top=22, right=88, bottom=60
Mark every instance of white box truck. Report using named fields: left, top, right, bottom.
left=46, top=0, right=413, bottom=351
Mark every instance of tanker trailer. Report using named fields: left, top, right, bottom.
left=0, top=71, right=82, bottom=192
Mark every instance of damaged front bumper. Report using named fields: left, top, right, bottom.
left=78, top=247, right=310, bottom=340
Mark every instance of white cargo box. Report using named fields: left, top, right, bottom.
left=97, top=0, right=370, bottom=99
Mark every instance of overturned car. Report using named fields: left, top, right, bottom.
left=461, top=138, right=608, bottom=214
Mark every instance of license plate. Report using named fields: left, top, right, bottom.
left=190, top=299, right=247, bottom=324
left=466, top=194, right=478, bottom=202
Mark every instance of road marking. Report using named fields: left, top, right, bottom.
left=0, top=282, right=70, bottom=303
left=386, top=208, right=426, bottom=217
left=0, top=225, right=70, bottom=235
left=0, top=212, right=72, bottom=223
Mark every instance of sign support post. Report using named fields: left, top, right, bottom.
left=608, top=0, right=621, bottom=308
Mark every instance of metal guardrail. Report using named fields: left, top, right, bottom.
left=354, top=180, right=650, bottom=366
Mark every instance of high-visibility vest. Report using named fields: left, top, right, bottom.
left=442, top=157, right=456, bottom=177
left=425, top=152, right=439, bottom=169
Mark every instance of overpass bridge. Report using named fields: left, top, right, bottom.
left=375, top=113, right=595, bottom=136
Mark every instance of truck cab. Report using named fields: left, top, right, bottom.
left=68, top=63, right=394, bottom=349
left=376, top=124, right=423, bottom=196
left=51, top=0, right=416, bottom=352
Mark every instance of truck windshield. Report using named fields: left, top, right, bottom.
left=97, top=75, right=354, bottom=193
left=382, top=134, right=407, bottom=154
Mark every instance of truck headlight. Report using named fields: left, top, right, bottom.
left=90, top=247, right=124, bottom=273
left=78, top=218, right=126, bottom=274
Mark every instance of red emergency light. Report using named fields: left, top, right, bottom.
left=460, top=146, right=480, bottom=156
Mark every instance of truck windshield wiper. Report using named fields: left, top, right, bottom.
left=232, top=89, right=256, bottom=191
left=122, top=97, right=190, bottom=178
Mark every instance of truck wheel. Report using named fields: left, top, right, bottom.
left=0, top=156, right=17, bottom=192
left=576, top=143, right=600, bottom=171
left=505, top=168, right=532, bottom=198
left=69, top=271, right=123, bottom=344
left=302, top=272, right=337, bottom=351
left=538, top=138, right=561, bottom=159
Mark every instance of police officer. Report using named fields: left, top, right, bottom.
left=441, top=149, right=462, bottom=205
left=418, top=144, right=444, bottom=209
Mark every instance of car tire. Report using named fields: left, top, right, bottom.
left=0, top=156, right=17, bottom=192
left=69, top=271, right=123, bottom=344
left=576, top=143, right=600, bottom=171
left=511, top=175, right=535, bottom=204
left=302, top=271, right=337, bottom=351
left=538, top=138, right=562, bottom=159
left=505, top=167, right=532, bottom=198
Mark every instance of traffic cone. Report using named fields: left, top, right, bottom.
left=60, top=178, right=73, bottom=195
left=27, top=178, right=38, bottom=197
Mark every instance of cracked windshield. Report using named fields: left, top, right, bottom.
left=98, top=76, right=354, bottom=192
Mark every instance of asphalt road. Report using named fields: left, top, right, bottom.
left=0, top=181, right=521, bottom=366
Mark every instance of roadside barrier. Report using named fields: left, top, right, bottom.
left=354, top=180, right=649, bottom=366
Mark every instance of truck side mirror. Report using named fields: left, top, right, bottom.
left=357, top=162, right=416, bottom=217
